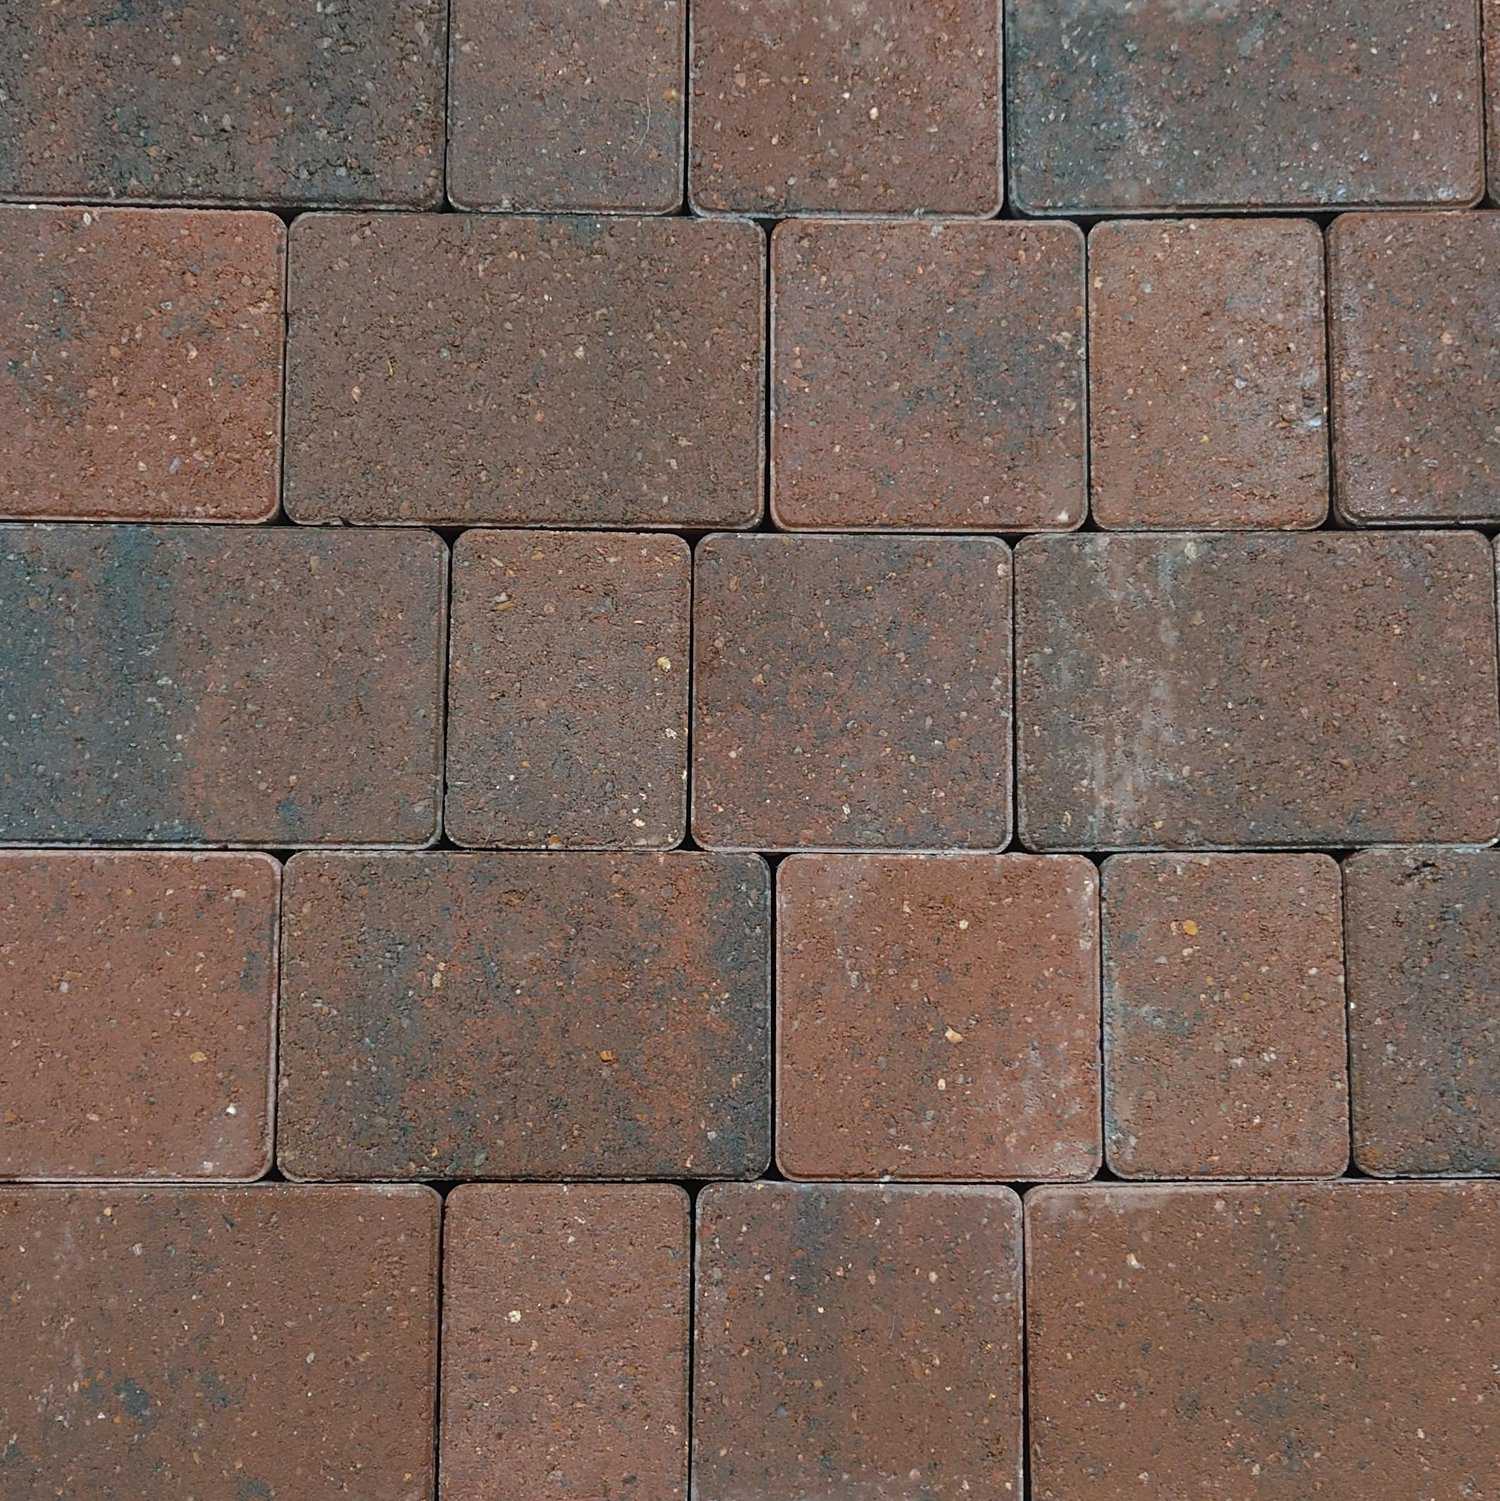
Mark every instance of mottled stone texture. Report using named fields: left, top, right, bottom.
left=1102, top=854, right=1348, bottom=1180
left=690, top=0, right=1001, bottom=215
left=0, top=1, right=446, bottom=207
left=777, top=854, right=1100, bottom=1181
left=0, top=851, right=278, bottom=1181
left=0, top=206, right=284, bottom=522
left=278, top=852, right=770, bottom=1181
left=1089, top=218, right=1329, bottom=529
left=771, top=220, right=1085, bottom=531
left=693, top=535, right=1012, bottom=852
left=1027, top=1182, right=1500, bottom=1501
left=1344, top=846, right=1500, bottom=1176
left=1006, top=0, right=1484, bottom=214
left=447, top=0, right=684, bottom=212
left=694, top=1182, right=1023, bottom=1501
left=284, top=213, right=764, bottom=528
left=0, top=525, right=446, bottom=847
left=1329, top=212, right=1500, bottom=523
left=0, top=1185, right=439, bottom=1499
left=441, top=1184, right=689, bottom=1501
left=1016, top=532, right=1500, bottom=850
left=446, top=530, right=690, bottom=850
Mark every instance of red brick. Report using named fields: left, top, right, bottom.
left=447, top=0, right=684, bottom=212
left=689, top=0, right=1001, bottom=216
left=284, top=213, right=763, bottom=528
left=1088, top=219, right=1328, bottom=530
left=277, top=852, right=770, bottom=1180
left=0, top=525, right=446, bottom=847
left=1027, top=1182, right=1500, bottom=1500
left=776, top=854, right=1100, bottom=1181
left=441, top=1184, right=689, bottom=1501
left=1006, top=0, right=1484, bottom=214
left=693, top=535, right=1012, bottom=852
left=771, top=220, right=1085, bottom=532
left=1102, top=854, right=1348, bottom=1180
left=1016, top=532, right=1500, bottom=850
left=0, top=206, right=284, bottom=522
left=694, top=1182, right=1023, bottom=1501
left=0, top=1184, right=439, bottom=1498
left=1344, top=846, right=1500, bottom=1176
left=1329, top=212, right=1500, bottom=524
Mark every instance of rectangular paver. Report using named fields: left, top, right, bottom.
left=1489, top=0, right=1500, bottom=201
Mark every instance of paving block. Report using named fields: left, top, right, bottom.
left=0, top=1184, right=439, bottom=1499
left=1102, top=853, right=1348, bottom=1180
left=1490, top=0, right=1500, bottom=201
left=1016, top=532, right=1500, bottom=850
left=278, top=852, right=770, bottom=1180
left=771, top=220, right=1085, bottom=532
left=1344, top=845, right=1500, bottom=1175
left=441, top=1184, right=689, bottom=1501
left=1329, top=212, right=1500, bottom=523
left=694, top=1181, right=1023, bottom=1501
left=693, top=535, right=1012, bottom=852
left=284, top=213, right=764, bottom=528
left=689, top=0, right=1001, bottom=216
left=0, top=206, right=284, bottom=522
left=776, top=853, right=1100, bottom=1181
left=1089, top=218, right=1328, bottom=530
left=0, top=0, right=446, bottom=208
left=1026, top=1181, right=1500, bottom=1501
left=0, top=524, right=446, bottom=847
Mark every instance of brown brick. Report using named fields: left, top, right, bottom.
left=694, top=1182, right=1023, bottom=1501
left=1344, top=846, right=1500, bottom=1176
left=1089, top=219, right=1329, bottom=530
left=1102, top=854, right=1348, bottom=1180
left=284, top=213, right=763, bottom=528
left=1490, top=0, right=1500, bottom=201
left=1329, top=212, right=1500, bottom=524
left=447, top=0, right=684, bottom=212
left=0, top=1184, right=439, bottom=1499
left=689, top=0, right=1001, bottom=216
left=1027, top=1182, right=1500, bottom=1500
left=693, top=535, right=1012, bottom=852
left=776, top=854, right=1100, bottom=1181
left=1007, top=0, right=1484, bottom=214
left=0, top=206, right=284, bottom=522
left=1016, top=532, right=1500, bottom=851
left=441, top=1184, right=689, bottom=1501
left=771, top=220, right=1085, bottom=532
left=0, top=851, right=277, bottom=1181
left=278, top=852, right=770, bottom=1180
left=0, top=524, right=446, bottom=847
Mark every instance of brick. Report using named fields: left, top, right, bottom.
left=446, top=530, right=689, bottom=850
left=1088, top=219, right=1328, bottom=530
left=694, top=1182, right=1023, bottom=1501
left=689, top=0, right=1001, bottom=216
left=1102, top=854, right=1348, bottom=1180
left=278, top=852, right=770, bottom=1180
left=284, top=213, right=764, bottom=528
left=441, top=1184, right=689, bottom=1501
left=1027, top=1182, right=1500, bottom=1500
left=776, top=854, right=1100, bottom=1181
left=1016, top=532, right=1500, bottom=851
left=693, top=535, right=1012, bottom=852
left=1490, top=0, right=1500, bottom=201
left=0, top=851, right=276, bottom=1181
left=0, top=1184, right=439, bottom=1499
left=1006, top=0, right=1484, bottom=214
left=0, top=524, right=445, bottom=847
left=447, top=0, right=684, bottom=212
left=1329, top=212, right=1500, bottom=524
left=1344, top=846, right=1500, bottom=1175
left=0, top=206, right=284, bottom=523
left=771, top=220, right=1085, bottom=532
